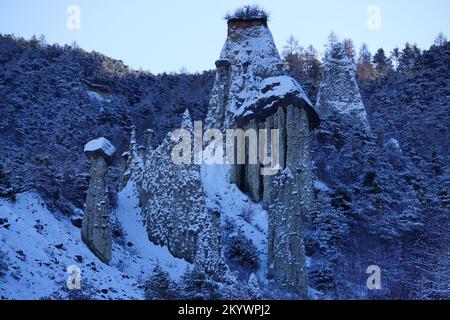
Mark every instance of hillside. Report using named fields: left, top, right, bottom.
left=0, top=31, right=448, bottom=300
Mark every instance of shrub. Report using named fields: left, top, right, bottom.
left=0, top=168, right=15, bottom=201
left=247, top=273, right=263, bottom=299
left=40, top=280, right=96, bottom=300
left=144, top=264, right=179, bottom=300
left=240, top=203, right=255, bottom=224
left=41, top=280, right=97, bottom=300
left=179, top=266, right=221, bottom=300
left=225, top=231, right=259, bottom=279
left=225, top=5, right=269, bottom=21
left=0, top=251, right=9, bottom=277
left=111, top=218, right=126, bottom=246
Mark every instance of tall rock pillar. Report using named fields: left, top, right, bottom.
left=81, top=137, right=116, bottom=264
left=205, top=11, right=320, bottom=295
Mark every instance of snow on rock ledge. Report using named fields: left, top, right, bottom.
left=84, top=137, right=116, bottom=158
left=235, top=76, right=320, bottom=130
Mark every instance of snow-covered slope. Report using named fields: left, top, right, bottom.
left=115, top=182, right=190, bottom=281
left=0, top=182, right=189, bottom=300
left=201, top=163, right=268, bottom=278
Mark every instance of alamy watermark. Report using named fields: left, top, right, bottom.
left=366, top=265, right=381, bottom=290
left=367, top=5, right=381, bottom=30
left=66, top=5, right=81, bottom=30
left=66, top=265, right=81, bottom=290
left=170, top=121, right=281, bottom=176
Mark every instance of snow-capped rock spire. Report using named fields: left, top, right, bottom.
left=316, top=41, right=372, bottom=135
left=81, top=137, right=115, bottom=264
left=205, top=14, right=285, bottom=130
left=312, top=40, right=374, bottom=186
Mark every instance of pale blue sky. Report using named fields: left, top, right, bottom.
left=0, top=0, right=449, bottom=74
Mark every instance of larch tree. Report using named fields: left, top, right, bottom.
left=356, top=43, right=374, bottom=82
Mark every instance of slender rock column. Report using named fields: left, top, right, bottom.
left=145, top=129, right=154, bottom=149
left=81, top=137, right=116, bottom=264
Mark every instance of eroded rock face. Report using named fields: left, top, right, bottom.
left=266, top=107, right=312, bottom=295
left=140, top=110, right=226, bottom=275
left=81, top=137, right=115, bottom=264
left=268, top=170, right=308, bottom=293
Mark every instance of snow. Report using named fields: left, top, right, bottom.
left=236, top=76, right=312, bottom=119
left=200, top=163, right=268, bottom=280
left=220, top=23, right=281, bottom=73
left=218, top=21, right=283, bottom=118
left=0, top=181, right=189, bottom=300
left=385, top=138, right=401, bottom=151
left=233, top=75, right=320, bottom=129
left=314, top=180, right=330, bottom=192
left=87, top=90, right=110, bottom=103
left=84, top=137, right=116, bottom=157
left=0, top=192, right=139, bottom=299
left=115, top=181, right=190, bottom=281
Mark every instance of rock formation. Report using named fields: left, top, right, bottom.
left=313, top=41, right=374, bottom=186
left=205, top=13, right=320, bottom=295
left=234, top=76, right=319, bottom=202
left=126, top=126, right=146, bottom=190
left=81, top=137, right=116, bottom=264
left=205, top=16, right=284, bottom=131
left=316, top=41, right=372, bottom=135
left=138, top=110, right=226, bottom=276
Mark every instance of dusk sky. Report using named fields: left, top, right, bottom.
left=1, top=0, right=449, bottom=73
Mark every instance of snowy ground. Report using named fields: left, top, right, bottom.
left=0, top=166, right=324, bottom=300
left=201, top=163, right=269, bottom=280
left=0, top=181, right=189, bottom=300
left=114, top=182, right=189, bottom=281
